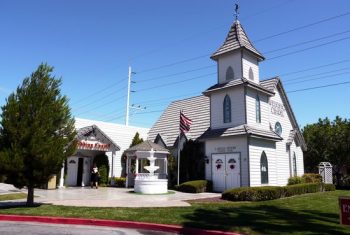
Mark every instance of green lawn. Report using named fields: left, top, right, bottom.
left=1, top=190, right=349, bottom=234
left=0, top=193, right=27, bottom=201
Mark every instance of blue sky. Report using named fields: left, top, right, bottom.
left=0, top=0, right=349, bottom=128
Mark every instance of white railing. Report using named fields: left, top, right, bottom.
left=135, top=173, right=167, bottom=180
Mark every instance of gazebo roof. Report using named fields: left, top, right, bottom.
left=124, top=140, right=169, bottom=154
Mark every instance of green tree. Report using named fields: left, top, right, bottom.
left=130, top=132, right=144, bottom=147
left=303, top=116, right=350, bottom=185
left=121, top=132, right=144, bottom=176
left=0, top=63, right=77, bottom=206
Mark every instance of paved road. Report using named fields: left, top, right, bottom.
left=0, top=221, right=178, bottom=235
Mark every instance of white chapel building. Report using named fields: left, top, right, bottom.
left=148, top=18, right=307, bottom=192
left=60, top=118, right=149, bottom=187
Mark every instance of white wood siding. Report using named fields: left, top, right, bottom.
left=75, top=118, right=149, bottom=178
left=290, top=141, right=304, bottom=177
left=205, top=136, right=249, bottom=187
left=249, top=138, right=277, bottom=186
left=210, top=87, right=245, bottom=129
left=218, top=51, right=242, bottom=84
left=268, top=89, right=304, bottom=185
left=242, top=51, right=259, bottom=83
left=245, top=88, right=269, bottom=129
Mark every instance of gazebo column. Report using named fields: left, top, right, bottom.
left=58, top=161, right=65, bottom=188
left=135, top=157, right=139, bottom=174
left=125, top=156, right=129, bottom=188
left=164, top=158, right=168, bottom=176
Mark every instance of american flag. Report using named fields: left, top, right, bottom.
left=179, top=111, right=192, bottom=133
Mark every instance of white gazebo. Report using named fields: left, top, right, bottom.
left=124, top=140, right=169, bottom=194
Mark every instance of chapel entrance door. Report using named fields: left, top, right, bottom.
left=212, top=153, right=240, bottom=192
left=76, top=157, right=84, bottom=186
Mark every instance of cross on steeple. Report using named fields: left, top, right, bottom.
left=234, top=3, right=239, bottom=21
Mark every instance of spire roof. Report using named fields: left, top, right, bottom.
left=211, top=20, right=265, bottom=61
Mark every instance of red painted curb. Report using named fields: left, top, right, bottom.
left=0, top=214, right=240, bottom=235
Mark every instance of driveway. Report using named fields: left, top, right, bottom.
left=0, top=184, right=220, bottom=207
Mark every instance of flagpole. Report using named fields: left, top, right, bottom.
left=177, top=110, right=181, bottom=185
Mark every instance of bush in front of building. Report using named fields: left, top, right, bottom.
left=176, top=180, right=212, bottom=193
left=222, top=186, right=284, bottom=201
left=93, top=154, right=109, bottom=186
left=302, top=173, right=322, bottom=183
left=222, top=183, right=335, bottom=202
left=323, top=183, right=336, bottom=191
left=113, top=177, right=126, bottom=187
left=287, top=176, right=304, bottom=185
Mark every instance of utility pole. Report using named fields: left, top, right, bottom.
left=125, top=66, right=132, bottom=126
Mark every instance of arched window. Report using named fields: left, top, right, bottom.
left=223, top=95, right=231, bottom=123
left=249, top=67, right=254, bottom=80
left=226, top=66, right=234, bottom=81
left=260, top=151, right=268, bottom=184
left=256, top=95, right=261, bottom=123
left=293, top=152, right=297, bottom=176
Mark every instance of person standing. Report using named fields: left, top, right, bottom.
left=90, top=163, right=99, bottom=189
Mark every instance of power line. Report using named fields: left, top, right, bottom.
left=267, top=35, right=350, bottom=60
left=136, top=72, right=216, bottom=93
left=75, top=95, right=126, bottom=116
left=254, top=11, right=350, bottom=43
left=136, top=65, right=215, bottom=83
left=74, top=85, right=127, bottom=111
left=263, top=29, right=350, bottom=54
left=274, top=59, right=350, bottom=78
left=71, top=78, right=126, bottom=105
left=287, top=81, right=350, bottom=93
left=283, top=67, right=350, bottom=83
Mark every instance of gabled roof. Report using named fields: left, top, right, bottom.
left=203, top=77, right=275, bottom=96
left=124, top=140, right=169, bottom=154
left=199, top=124, right=282, bottom=141
left=147, top=95, right=210, bottom=147
left=211, top=20, right=264, bottom=61
left=77, top=125, right=120, bottom=151
left=260, top=77, right=307, bottom=151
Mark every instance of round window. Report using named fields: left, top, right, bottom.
left=275, top=122, right=282, bottom=136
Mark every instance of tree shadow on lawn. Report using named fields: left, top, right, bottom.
left=0, top=201, right=43, bottom=209
left=181, top=205, right=349, bottom=234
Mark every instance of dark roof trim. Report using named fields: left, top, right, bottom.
left=77, top=125, right=120, bottom=151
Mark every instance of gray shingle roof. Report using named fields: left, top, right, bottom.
left=199, top=124, right=282, bottom=141
left=260, top=77, right=280, bottom=92
left=211, top=20, right=264, bottom=61
left=124, top=140, right=169, bottom=153
left=147, top=95, right=210, bottom=147
left=203, top=78, right=275, bottom=96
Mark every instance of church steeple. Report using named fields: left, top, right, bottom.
left=211, top=20, right=264, bottom=61
left=211, top=5, right=264, bottom=84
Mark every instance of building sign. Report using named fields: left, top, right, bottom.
left=77, top=141, right=110, bottom=151
left=214, top=146, right=236, bottom=153
left=339, top=196, right=350, bottom=226
left=269, top=100, right=285, bottom=117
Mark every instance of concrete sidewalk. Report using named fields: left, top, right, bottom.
left=0, top=185, right=220, bottom=207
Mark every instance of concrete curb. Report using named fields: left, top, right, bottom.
left=0, top=214, right=240, bottom=235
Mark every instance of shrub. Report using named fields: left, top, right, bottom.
left=93, top=154, right=110, bottom=185
left=177, top=180, right=211, bottom=193
left=222, top=186, right=284, bottom=201
left=288, top=176, right=304, bottom=185
left=283, top=183, right=321, bottom=197
left=322, top=183, right=336, bottom=191
left=222, top=183, right=330, bottom=202
left=302, top=173, right=322, bottom=183
left=114, top=177, right=126, bottom=187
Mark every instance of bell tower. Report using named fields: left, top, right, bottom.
left=211, top=5, right=265, bottom=84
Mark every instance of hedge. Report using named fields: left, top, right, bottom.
left=302, top=173, right=322, bottom=183
left=176, top=180, right=212, bottom=193
left=222, top=183, right=335, bottom=201
left=113, top=177, right=126, bottom=187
